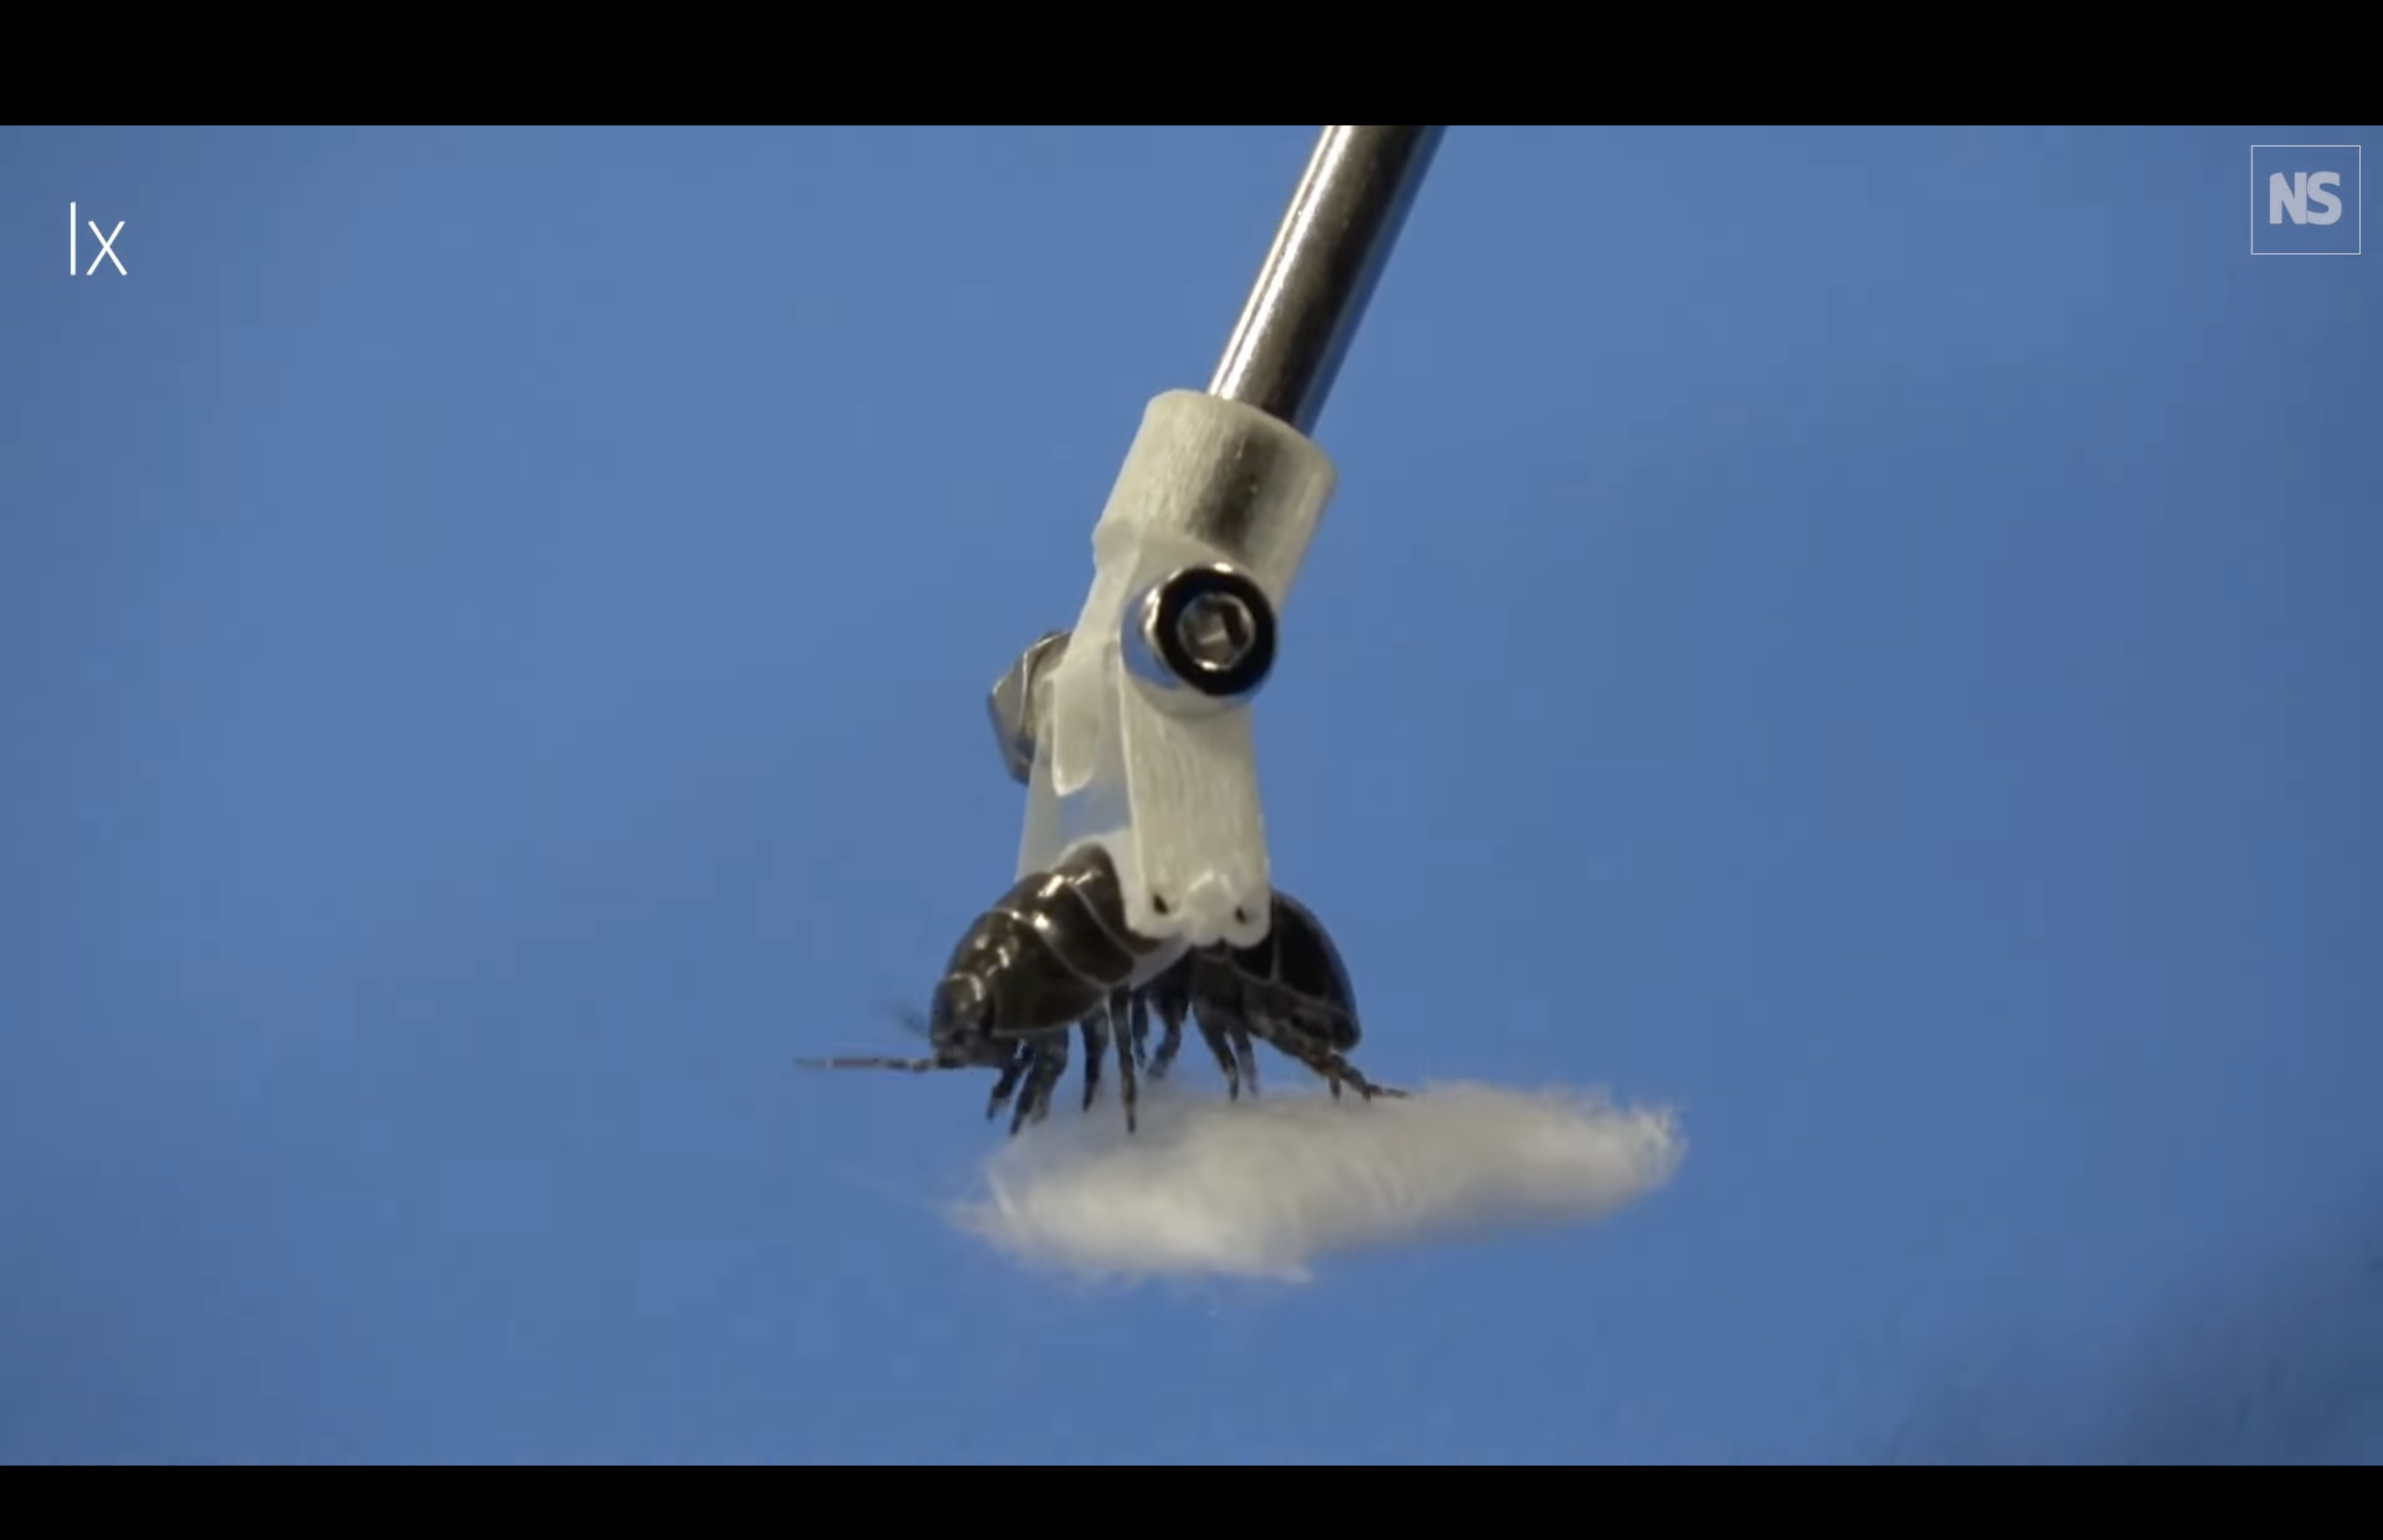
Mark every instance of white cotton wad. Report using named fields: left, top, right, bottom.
left=950, top=1080, right=1685, bottom=1284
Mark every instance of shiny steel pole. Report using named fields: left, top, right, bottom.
left=1207, top=125, right=1445, bottom=436
left=989, top=126, right=1445, bottom=782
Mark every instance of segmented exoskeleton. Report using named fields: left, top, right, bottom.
left=798, top=844, right=1402, bottom=1134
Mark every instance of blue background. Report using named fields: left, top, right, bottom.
left=3, top=125, right=2379, bottom=1464
left=2250, top=145, right=2363, bottom=255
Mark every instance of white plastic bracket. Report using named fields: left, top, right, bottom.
left=1015, top=389, right=1338, bottom=954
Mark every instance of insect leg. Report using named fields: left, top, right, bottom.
left=1011, top=1031, right=1071, bottom=1137
left=1267, top=1026, right=1408, bottom=1102
left=1193, top=1011, right=1244, bottom=1100
left=1144, top=959, right=1192, bottom=1081
left=1231, top=1025, right=1262, bottom=1099
left=1115, top=999, right=1141, bottom=1134
left=1324, top=1056, right=1405, bottom=1100
left=1125, top=990, right=1150, bottom=1072
left=1150, top=1002, right=1185, bottom=1080
left=1200, top=997, right=1263, bottom=1099
left=1078, top=1013, right=1109, bottom=1113
left=985, top=1042, right=1032, bottom=1122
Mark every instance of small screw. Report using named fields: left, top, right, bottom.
left=1174, top=590, right=1257, bottom=674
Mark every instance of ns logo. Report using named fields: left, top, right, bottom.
left=2269, top=170, right=2345, bottom=225
left=2250, top=146, right=2362, bottom=255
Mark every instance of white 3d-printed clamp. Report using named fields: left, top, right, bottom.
left=987, top=128, right=1441, bottom=963
left=1009, top=389, right=1336, bottom=954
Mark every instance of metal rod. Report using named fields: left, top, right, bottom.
left=1207, top=125, right=1445, bottom=436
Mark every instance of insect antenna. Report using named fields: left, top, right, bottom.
left=793, top=1053, right=943, bottom=1073
left=794, top=1000, right=943, bottom=1073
